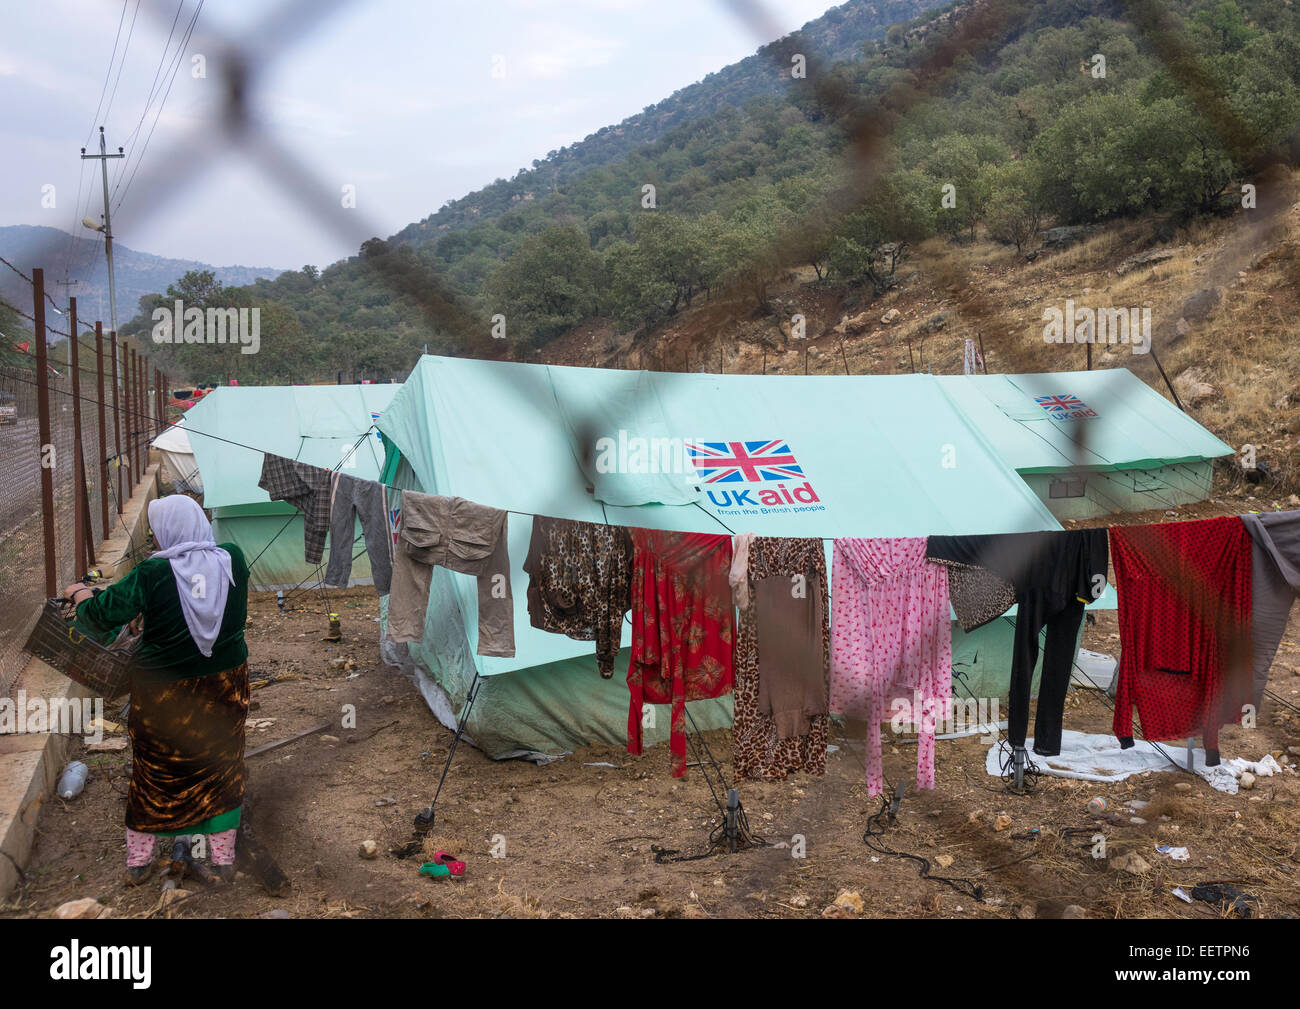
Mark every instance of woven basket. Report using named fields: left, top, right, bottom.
left=22, top=598, right=137, bottom=699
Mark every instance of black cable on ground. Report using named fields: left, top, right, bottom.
left=651, top=706, right=766, bottom=863
left=862, top=787, right=990, bottom=901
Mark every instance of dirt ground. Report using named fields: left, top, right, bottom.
left=6, top=491, right=1300, bottom=920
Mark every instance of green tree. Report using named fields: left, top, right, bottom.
left=486, top=225, right=601, bottom=347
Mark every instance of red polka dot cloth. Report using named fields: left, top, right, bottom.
left=1110, top=516, right=1252, bottom=759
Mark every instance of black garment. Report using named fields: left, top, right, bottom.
left=926, top=530, right=1109, bottom=755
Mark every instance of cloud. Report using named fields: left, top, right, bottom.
left=512, top=27, right=623, bottom=80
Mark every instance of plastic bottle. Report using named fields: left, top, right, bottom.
left=1086, top=796, right=1107, bottom=814
left=58, top=760, right=88, bottom=799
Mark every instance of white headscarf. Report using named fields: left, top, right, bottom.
left=148, top=495, right=234, bottom=657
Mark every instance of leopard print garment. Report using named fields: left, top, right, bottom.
left=928, top=558, right=1015, bottom=632
left=524, top=516, right=634, bottom=677
left=732, top=536, right=829, bottom=780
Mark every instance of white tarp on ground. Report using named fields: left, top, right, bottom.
left=985, top=729, right=1292, bottom=791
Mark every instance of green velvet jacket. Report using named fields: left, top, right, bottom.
left=77, top=543, right=250, bottom=682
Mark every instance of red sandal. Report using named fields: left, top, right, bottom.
left=433, top=851, right=465, bottom=877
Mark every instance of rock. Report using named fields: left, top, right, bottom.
left=1111, top=851, right=1152, bottom=875
left=1175, top=317, right=1191, bottom=337
left=358, top=839, right=380, bottom=859
left=1040, top=225, right=1099, bottom=249
left=1061, top=904, right=1088, bottom=919
left=924, top=311, right=949, bottom=332
left=53, top=898, right=111, bottom=919
left=881, top=308, right=901, bottom=325
left=321, top=734, right=340, bottom=744
left=87, top=738, right=128, bottom=752
left=1239, top=772, right=1255, bottom=790
left=1115, top=246, right=1181, bottom=275
left=1174, top=782, right=1193, bottom=791
left=1016, top=903, right=1037, bottom=919
left=1181, top=288, right=1221, bottom=321
left=832, top=890, right=864, bottom=915
left=1174, top=367, right=1216, bottom=406
left=843, top=311, right=874, bottom=334
left=822, top=903, right=856, bottom=919
left=1129, top=816, right=1147, bottom=825
left=934, top=854, right=954, bottom=869
left=994, top=814, right=1012, bottom=832
left=160, top=888, right=192, bottom=908
left=789, top=894, right=809, bottom=908
left=260, top=908, right=291, bottom=919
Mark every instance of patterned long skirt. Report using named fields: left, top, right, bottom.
left=732, top=538, right=829, bottom=781
left=125, top=662, right=250, bottom=833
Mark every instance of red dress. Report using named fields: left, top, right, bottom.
left=1110, top=517, right=1252, bottom=754
left=627, top=530, right=734, bottom=777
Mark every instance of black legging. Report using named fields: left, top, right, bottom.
left=1009, top=595, right=1085, bottom=755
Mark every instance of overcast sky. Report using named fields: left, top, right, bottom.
left=1, top=0, right=835, bottom=271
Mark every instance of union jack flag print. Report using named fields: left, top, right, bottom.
left=1035, top=394, right=1088, bottom=417
left=687, top=440, right=804, bottom=483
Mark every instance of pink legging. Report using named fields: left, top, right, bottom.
left=126, top=827, right=237, bottom=867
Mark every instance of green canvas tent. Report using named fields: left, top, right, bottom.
left=182, top=383, right=399, bottom=591
left=375, top=356, right=1115, bottom=761
left=936, top=369, right=1234, bottom=521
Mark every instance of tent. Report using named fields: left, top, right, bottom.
left=936, top=369, right=1234, bottom=520
left=375, top=356, right=1117, bottom=761
left=182, top=383, right=399, bottom=591
left=151, top=419, right=202, bottom=494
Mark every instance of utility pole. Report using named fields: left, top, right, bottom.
left=80, top=127, right=124, bottom=335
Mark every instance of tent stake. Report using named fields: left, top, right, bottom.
left=414, top=670, right=484, bottom=834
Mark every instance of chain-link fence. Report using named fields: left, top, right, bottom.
left=0, top=316, right=156, bottom=695
left=0, top=365, right=47, bottom=693
left=2, top=0, right=1294, bottom=711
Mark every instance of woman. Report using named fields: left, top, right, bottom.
left=64, top=494, right=251, bottom=885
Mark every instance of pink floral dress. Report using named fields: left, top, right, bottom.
left=830, top=537, right=951, bottom=796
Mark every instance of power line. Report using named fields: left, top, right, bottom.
left=101, top=0, right=143, bottom=140
left=114, top=0, right=204, bottom=216
left=81, top=0, right=130, bottom=150
left=111, top=0, right=187, bottom=204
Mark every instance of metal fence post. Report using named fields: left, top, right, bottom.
left=69, top=297, right=86, bottom=572
left=111, top=331, right=123, bottom=514
left=136, top=349, right=145, bottom=468
left=96, top=322, right=109, bottom=539
left=124, top=343, right=135, bottom=483
left=33, top=269, right=57, bottom=597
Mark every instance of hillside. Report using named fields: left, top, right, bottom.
left=99, top=0, right=1300, bottom=514
left=0, top=224, right=284, bottom=325
left=392, top=0, right=949, bottom=240
left=531, top=167, right=1300, bottom=499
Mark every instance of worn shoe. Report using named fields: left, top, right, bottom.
left=123, top=862, right=155, bottom=886
left=211, top=863, right=237, bottom=883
